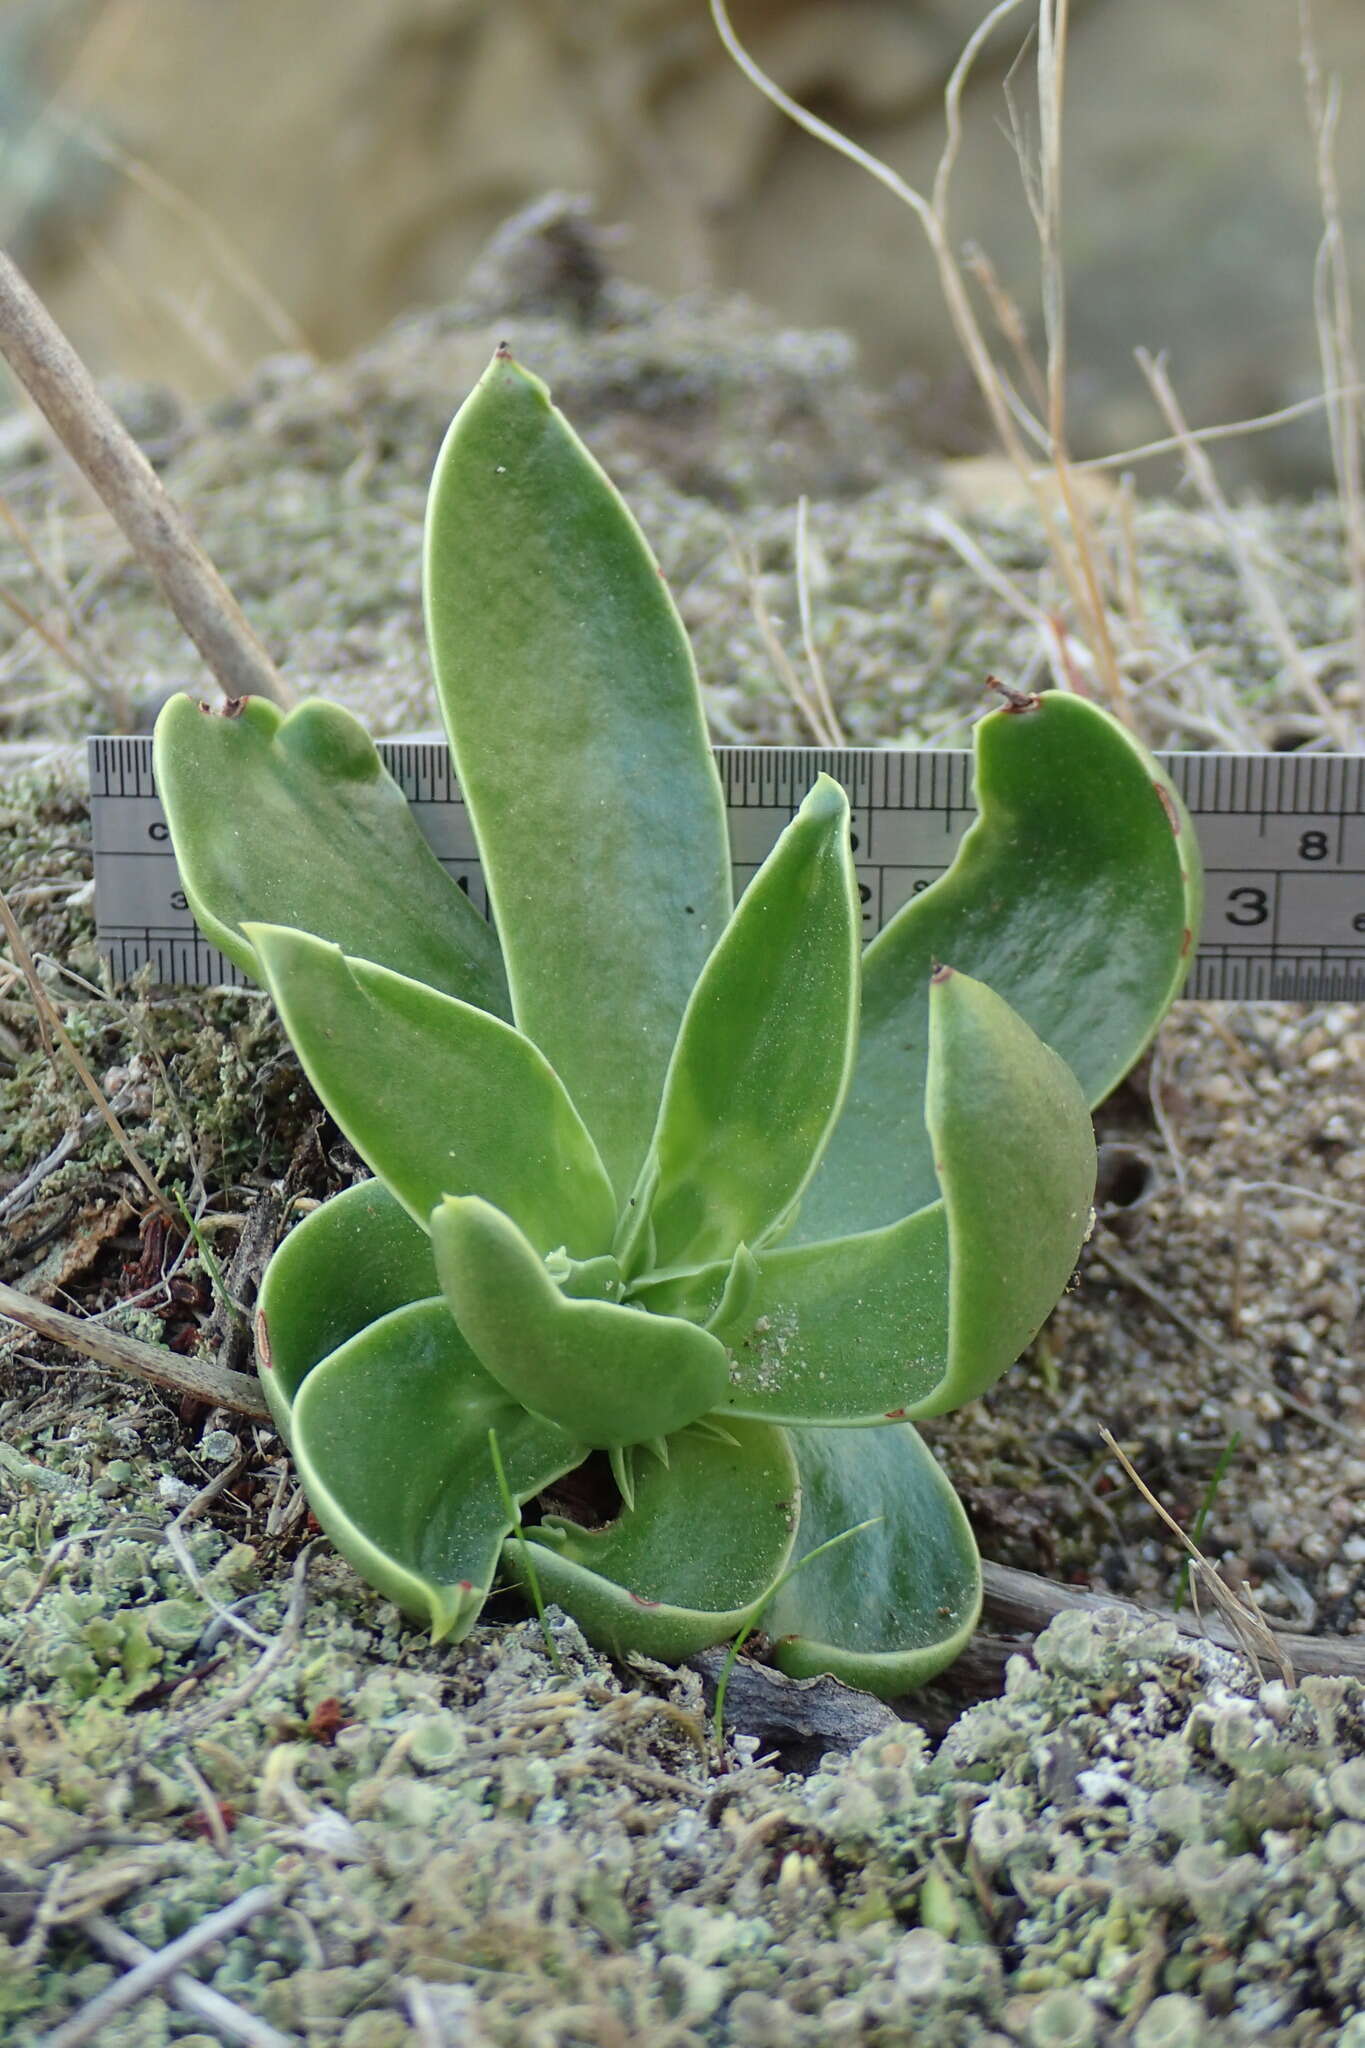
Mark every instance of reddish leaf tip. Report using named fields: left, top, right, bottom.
left=930, top=962, right=953, bottom=984
left=986, top=675, right=1041, bottom=714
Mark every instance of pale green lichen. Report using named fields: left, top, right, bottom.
left=3, top=1409, right=1364, bottom=2046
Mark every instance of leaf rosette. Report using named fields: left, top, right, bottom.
left=155, top=353, right=1201, bottom=1695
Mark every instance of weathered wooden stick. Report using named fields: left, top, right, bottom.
left=0, top=248, right=295, bottom=710
left=0, top=1279, right=269, bottom=1417
left=981, top=1560, right=1365, bottom=1680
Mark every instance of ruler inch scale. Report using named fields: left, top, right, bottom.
left=87, top=736, right=1365, bottom=1004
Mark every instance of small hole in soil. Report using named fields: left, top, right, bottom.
left=1094, top=1142, right=1157, bottom=1212
left=532, top=1451, right=623, bottom=1530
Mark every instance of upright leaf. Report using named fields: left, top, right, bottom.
left=246, top=924, right=617, bottom=1256
left=798, top=691, right=1201, bottom=1239
left=623, top=774, right=860, bottom=1276
left=925, top=964, right=1095, bottom=1408
left=424, top=351, right=733, bottom=1197
left=640, top=967, right=1094, bottom=1422
left=431, top=1195, right=729, bottom=1446
left=153, top=694, right=507, bottom=1013
left=290, top=1300, right=583, bottom=1643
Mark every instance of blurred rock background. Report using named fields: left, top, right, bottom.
left=1, top=0, right=1363, bottom=489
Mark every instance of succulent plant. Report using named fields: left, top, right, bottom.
left=153, top=350, right=1200, bottom=1695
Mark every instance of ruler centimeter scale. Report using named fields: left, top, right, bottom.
left=88, top=736, right=1365, bottom=1002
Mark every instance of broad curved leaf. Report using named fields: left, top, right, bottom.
left=766, top=1423, right=980, bottom=1697
left=510, top=1420, right=799, bottom=1660
left=256, top=1179, right=437, bottom=1438
left=799, top=691, right=1201, bottom=1240
left=431, top=1196, right=729, bottom=1447
left=424, top=351, right=732, bottom=1198
left=639, top=968, right=1094, bottom=1422
left=291, top=1299, right=583, bottom=1643
left=153, top=694, right=507, bottom=1013
left=622, top=774, right=860, bottom=1277
left=246, top=924, right=617, bottom=1256
left=927, top=962, right=1095, bottom=1408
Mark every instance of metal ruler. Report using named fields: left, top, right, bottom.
left=87, top=736, right=1365, bottom=1001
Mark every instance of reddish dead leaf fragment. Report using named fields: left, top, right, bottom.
left=185, top=1801, right=238, bottom=1838
left=307, top=1696, right=353, bottom=1744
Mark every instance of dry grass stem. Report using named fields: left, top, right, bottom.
left=794, top=495, right=846, bottom=746
left=731, top=530, right=840, bottom=745
left=1300, top=0, right=1365, bottom=697
left=1097, top=1425, right=1294, bottom=1687
left=709, top=0, right=1130, bottom=720
left=1060, top=382, right=1365, bottom=477
left=1089, top=1230, right=1360, bottom=1449
left=1137, top=347, right=1359, bottom=748
left=0, top=580, right=106, bottom=696
left=49, top=108, right=317, bottom=363
left=0, top=882, right=172, bottom=1214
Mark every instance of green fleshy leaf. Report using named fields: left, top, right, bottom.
left=926, top=964, right=1095, bottom=1409
left=430, top=1196, right=729, bottom=1448
left=245, top=923, right=616, bottom=1256
left=798, top=691, right=1201, bottom=1240
left=642, top=1204, right=949, bottom=1424
left=424, top=351, right=733, bottom=1198
left=621, top=774, right=860, bottom=1277
left=640, top=967, right=1093, bottom=1422
left=509, top=1420, right=799, bottom=1660
left=256, top=1179, right=437, bottom=1439
left=152, top=694, right=507, bottom=1013
left=290, top=1299, right=584, bottom=1643
left=766, top=1423, right=980, bottom=1697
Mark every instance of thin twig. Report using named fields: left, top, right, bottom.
left=1087, top=1231, right=1360, bottom=1448
left=710, top=0, right=1130, bottom=717
left=0, top=248, right=295, bottom=708
left=82, top=1915, right=293, bottom=2048
left=1057, top=381, right=1365, bottom=477
left=1300, top=0, right=1365, bottom=698
left=794, top=496, right=845, bottom=746
left=35, top=1885, right=282, bottom=2048
left=1097, top=1426, right=1294, bottom=1686
left=0, top=881, right=172, bottom=1215
left=1136, top=348, right=1358, bottom=748
left=731, top=530, right=839, bottom=745
left=0, top=1279, right=270, bottom=1417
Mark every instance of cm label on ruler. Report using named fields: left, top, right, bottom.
left=88, top=737, right=1365, bottom=1003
